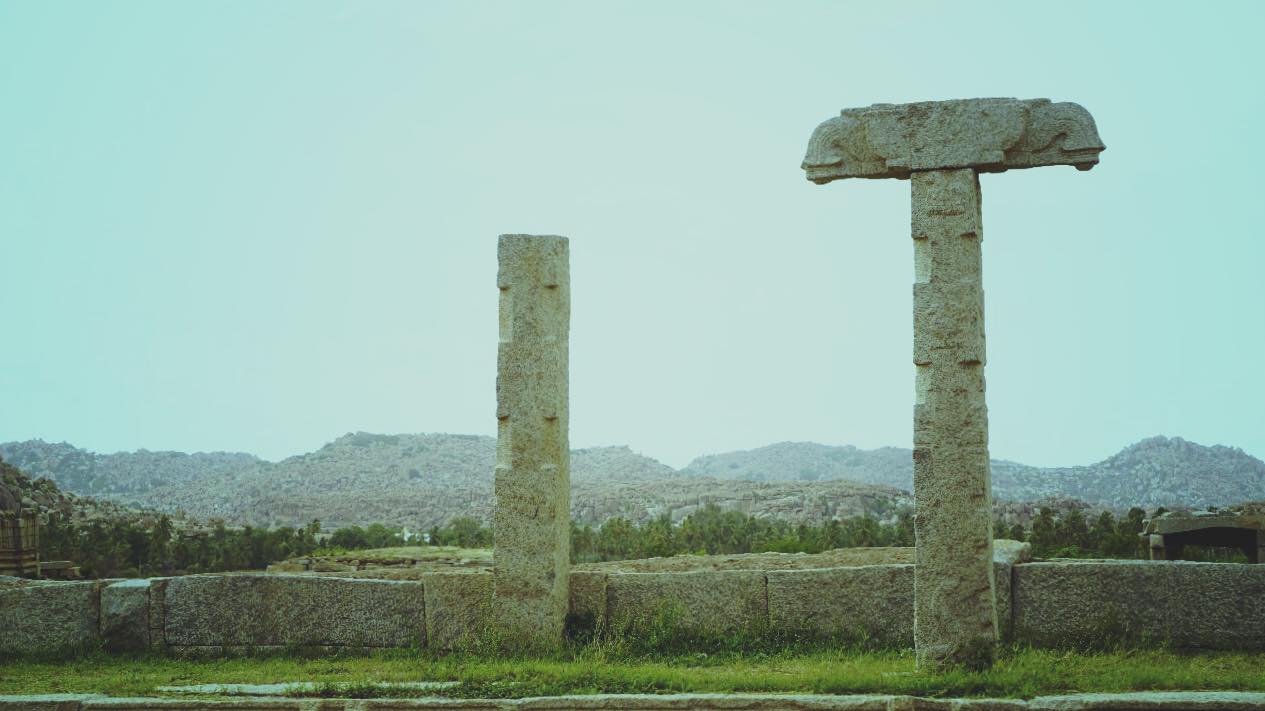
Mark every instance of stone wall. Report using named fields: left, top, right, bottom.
left=3, top=560, right=1264, bottom=658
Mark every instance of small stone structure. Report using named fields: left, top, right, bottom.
left=0, top=510, right=38, bottom=577
left=493, top=234, right=571, bottom=646
left=1144, top=510, right=1265, bottom=563
left=802, top=98, right=1104, bottom=669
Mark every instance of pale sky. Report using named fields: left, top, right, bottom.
left=2, top=1, right=1262, bottom=469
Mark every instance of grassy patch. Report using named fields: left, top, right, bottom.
left=3, top=645, right=1265, bottom=699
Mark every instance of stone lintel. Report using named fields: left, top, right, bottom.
left=802, top=98, right=1104, bottom=183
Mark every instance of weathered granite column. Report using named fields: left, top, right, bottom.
left=493, top=234, right=570, bottom=647
left=911, top=167, right=995, bottom=669
left=801, top=98, right=1104, bottom=670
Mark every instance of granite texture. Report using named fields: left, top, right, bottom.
left=162, top=574, right=425, bottom=649
left=422, top=571, right=492, bottom=650
left=494, top=234, right=571, bottom=648
left=100, top=579, right=150, bottom=652
left=0, top=581, right=100, bottom=657
left=606, top=570, right=767, bottom=634
left=911, top=168, right=997, bottom=669
left=802, top=98, right=1104, bottom=183
left=1013, top=561, right=1265, bottom=649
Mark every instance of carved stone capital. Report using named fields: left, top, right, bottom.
left=802, top=98, right=1104, bottom=184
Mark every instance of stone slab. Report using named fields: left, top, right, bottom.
left=3, top=694, right=1264, bottom=711
left=0, top=581, right=101, bottom=657
left=422, top=571, right=492, bottom=650
left=154, top=682, right=457, bottom=696
left=567, top=571, right=608, bottom=631
left=100, top=579, right=150, bottom=653
left=767, top=565, right=913, bottom=645
left=765, top=564, right=1013, bottom=646
left=1013, top=561, right=1265, bottom=649
left=606, top=571, right=767, bottom=634
left=162, top=574, right=425, bottom=649
left=802, top=98, right=1104, bottom=183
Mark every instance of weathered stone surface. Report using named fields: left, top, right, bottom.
left=607, top=571, right=766, bottom=634
left=766, top=562, right=1013, bottom=646
left=910, top=168, right=997, bottom=670
left=805, top=97, right=1103, bottom=670
left=163, top=574, right=425, bottom=648
left=802, top=98, right=1104, bottom=183
left=768, top=565, right=913, bottom=645
left=422, top=571, right=492, bottom=650
left=494, top=234, right=571, bottom=647
left=1028, top=692, right=1265, bottom=711
left=568, top=570, right=608, bottom=630
left=0, top=695, right=99, bottom=711
left=6, top=694, right=1263, bottom=711
left=0, top=581, right=100, bottom=657
left=100, top=579, right=150, bottom=652
left=992, top=540, right=1032, bottom=567
left=146, top=578, right=169, bottom=651
left=1013, top=561, right=1265, bottom=649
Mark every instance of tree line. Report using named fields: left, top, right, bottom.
left=34, top=502, right=1242, bottom=579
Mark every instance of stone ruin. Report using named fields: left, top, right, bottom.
left=6, top=99, right=1265, bottom=667
left=1144, top=509, right=1265, bottom=563
left=493, top=235, right=571, bottom=646
left=801, top=97, right=1104, bottom=669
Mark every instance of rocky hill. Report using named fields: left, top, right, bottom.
left=4, top=433, right=1260, bottom=529
left=0, top=433, right=909, bottom=529
left=685, top=436, right=1265, bottom=509
left=0, top=440, right=258, bottom=500
left=0, top=454, right=135, bottom=524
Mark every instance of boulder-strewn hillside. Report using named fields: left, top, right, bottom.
left=0, top=440, right=258, bottom=500
left=685, top=442, right=913, bottom=488
left=992, top=436, right=1265, bottom=508
left=0, top=433, right=907, bottom=529
left=4, top=433, right=1260, bottom=529
left=0, top=454, right=135, bottom=523
left=131, top=433, right=905, bottom=529
left=685, top=436, right=1265, bottom=509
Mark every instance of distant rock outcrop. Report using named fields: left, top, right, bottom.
left=3, top=433, right=1261, bottom=529
left=686, top=436, right=1265, bottom=509
left=0, top=440, right=258, bottom=501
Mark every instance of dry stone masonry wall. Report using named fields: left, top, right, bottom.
left=5, top=558, right=1265, bottom=658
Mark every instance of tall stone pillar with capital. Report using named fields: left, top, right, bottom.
left=802, top=98, right=1104, bottom=669
left=493, top=233, right=570, bottom=648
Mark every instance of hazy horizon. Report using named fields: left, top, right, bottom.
left=3, top=2, right=1263, bottom=471
left=0, top=430, right=1250, bottom=473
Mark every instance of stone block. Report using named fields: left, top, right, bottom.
left=147, top=577, right=169, bottom=651
left=567, top=571, right=608, bottom=631
left=1013, top=561, right=1265, bottom=649
left=606, top=571, right=767, bottom=635
left=163, top=574, right=425, bottom=649
left=0, top=581, right=101, bottom=657
left=802, top=98, right=1104, bottom=184
left=767, top=565, right=913, bottom=646
left=100, top=579, right=150, bottom=653
left=422, top=571, right=492, bottom=650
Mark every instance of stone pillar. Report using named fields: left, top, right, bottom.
left=911, top=168, right=998, bottom=670
left=493, top=234, right=570, bottom=647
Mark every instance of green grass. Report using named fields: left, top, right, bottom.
left=3, top=645, right=1265, bottom=699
